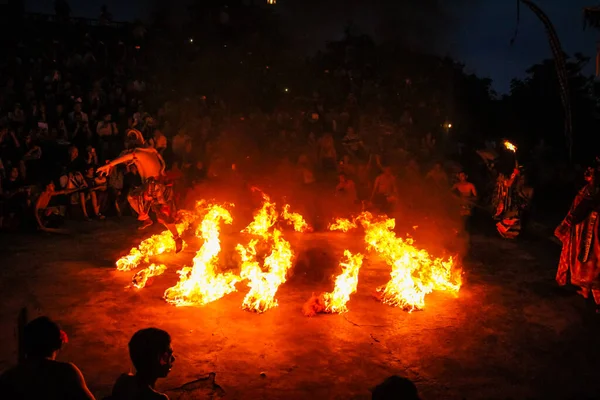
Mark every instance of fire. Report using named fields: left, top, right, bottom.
left=358, top=213, right=461, bottom=311
left=303, top=250, right=364, bottom=316
left=236, top=193, right=294, bottom=313
left=323, top=250, right=364, bottom=313
left=328, top=217, right=357, bottom=232
left=132, top=263, right=167, bottom=289
left=504, top=140, right=517, bottom=153
left=116, top=213, right=194, bottom=271
left=164, top=204, right=240, bottom=306
left=281, top=204, right=311, bottom=232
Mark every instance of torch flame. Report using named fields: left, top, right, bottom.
left=236, top=193, right=294, bottom=313
left=132, top=263, right=167, bottom=289
left=504, top=140, right=517, bottom=153
left=164, top=204, right=240, bottom=306
left=282, top=204, right=312, bottom=232
left=116, top=213, right=194, bottom=271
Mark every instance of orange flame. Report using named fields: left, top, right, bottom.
left=323, top=250, right=364, bottom=313
left=236, top=193, right=294, bottom=313
left=328, top=217, right=357, bottom=232
left=116, top=212, right=194, bottom=271
left=357, top=213, right=461, bottom=311
left=132, top=263, right=167, bottom=289
left=281, top=204, right=311, bottom=232
left=164, top=204, right=240, bottom=306
left=504, top=140, right=517, bottom=153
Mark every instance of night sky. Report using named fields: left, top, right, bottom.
left=26, top=0, right=598, bottom=93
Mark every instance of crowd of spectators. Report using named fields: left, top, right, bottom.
left=0, top=315, right=420, bottom=399
left=0, top=8, right=470, bottom=234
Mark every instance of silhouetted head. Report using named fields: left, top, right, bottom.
left=371, top=375, right=420, bottom=400
left=458, top=171, right=467, bottom=182
left=24, top=317, right=64, bottom=359
left=128, top=328, right=174, bottom=379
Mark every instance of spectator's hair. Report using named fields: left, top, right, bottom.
left=128, top=328, right=171, bottom=374
left=371, top=375, right=420, bottom=400
left=23, top=317, right=63, bottom=358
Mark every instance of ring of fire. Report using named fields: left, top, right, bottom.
left=116, top=190, right=463, bottom=315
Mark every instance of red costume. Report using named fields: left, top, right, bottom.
left=556, top=177, right=600, bottom=305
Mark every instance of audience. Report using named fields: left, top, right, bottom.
left=110, top=328, right=175, bottom=400
left=371, top=375, right=420, bottom=400
left=0, top=316, right=95, bottom=400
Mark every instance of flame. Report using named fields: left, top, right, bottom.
left=504, top=140, right=517, bottom=153
left=323, top=250, right=364, bottom=313
left=281, top=204, right=311, bottom=232
left=356, top=213, right=461, bottom=311
left=236, top=193, right=294, bottom=313
left=164, top=204, right=240, bottom=306
left=328, top=217, right=357, bottom=232
left=132, top=263, right=167, bottom=289
left=116, top=212, right=194, bottom=271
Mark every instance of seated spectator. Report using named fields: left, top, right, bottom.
left=82, top=166, right=107, bottom=219
left=1, top=166, right=30, bottom=227
left=35, top=180, right=75, bottom=232
left=0, top=316, right=95, bottom=399
left=96, top=112, right=118, bottom=160
left=111, top=328, right=175, bottom=400
left=84, top=146, right=99, bottom=169
left=371, top=375, right=420, bottom=400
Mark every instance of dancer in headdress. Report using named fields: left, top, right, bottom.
left=555, top=159, right=600, bottom=312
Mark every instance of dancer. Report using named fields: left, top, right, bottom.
left=555, top=160, right=600, bottom=312
left=97, top=129, right=183, bottom=252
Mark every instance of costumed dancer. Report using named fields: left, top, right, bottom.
left=493, top=167, right=522, bottom=239
left=493, top=140, right=532, bottom=239
left=555, top=160, right=600, bottom=313
left=97, top=129, right=183, bottom=253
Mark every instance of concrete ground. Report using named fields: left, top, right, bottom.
left=1, top=217, right=599, bottom=400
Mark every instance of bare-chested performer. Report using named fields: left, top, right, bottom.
left=97, top=129, right=183, bottom=252
left=371, top=166, right=398, bottom=213
left=452, top=171, right=477, bottom=218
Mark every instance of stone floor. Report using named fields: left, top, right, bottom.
left=0, top=216, right=599, bottom=400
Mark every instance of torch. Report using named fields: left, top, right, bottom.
left=503, top=140, right=518, bottom=169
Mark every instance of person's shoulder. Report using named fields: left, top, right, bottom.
left=0, top=364, right=20, bottom=382
left=111, top=373, right=135, bottom=393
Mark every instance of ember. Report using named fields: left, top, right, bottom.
left=132, top=263, right=167, bottom=289
left=164, top=204, right=240, bottom=306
